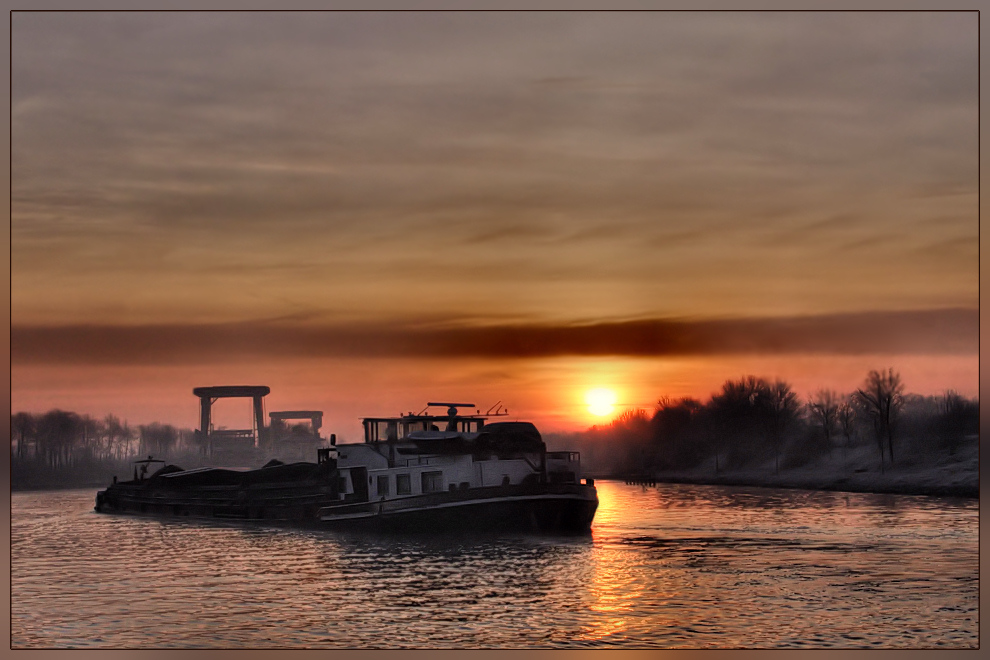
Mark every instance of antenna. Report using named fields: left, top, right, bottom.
left=486, top=401, right=502, bottom=415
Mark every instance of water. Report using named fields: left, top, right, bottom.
left=11, top=481, right=977, bottom=648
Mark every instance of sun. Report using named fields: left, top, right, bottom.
left=585, top=388, right=617, bottom=417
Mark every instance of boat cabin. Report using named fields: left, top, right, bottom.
left=361, top=402, right=486, bottom=442
left=331, top=403, right=586, bottom=504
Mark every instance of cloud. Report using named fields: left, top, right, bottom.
left=10, top=308, right=977, bottom=365
left=10, top=13, right=978, bottom=328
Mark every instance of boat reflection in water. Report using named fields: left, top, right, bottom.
left=95, top=393, right=598, bottom=534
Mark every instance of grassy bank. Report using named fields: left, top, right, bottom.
left=597, top=441, right=978, bottom=499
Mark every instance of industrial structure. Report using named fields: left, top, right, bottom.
left=192, top=386, right=327, bottom=464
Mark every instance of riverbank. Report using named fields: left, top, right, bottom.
left=11, top=465, right=124, bottom=492
left=10, top=453, right=217, bottom=492
left=13, top=442, right=978, bottom=498
left=598, top=441, right=979, bottom=499
left=11, top=480, right=111, bottom=492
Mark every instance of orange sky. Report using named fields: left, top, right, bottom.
left=10, top=353, right=979, bottom=441
left=8, top=12, right=979, bottom=436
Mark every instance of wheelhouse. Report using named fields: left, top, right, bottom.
left=326, top=402, right=589, bottom=506
left=362, top=402, right=487, bottom=442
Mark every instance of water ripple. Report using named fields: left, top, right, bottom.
left=11, top=482, right=977, bottom=648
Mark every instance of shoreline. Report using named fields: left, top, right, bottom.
left=596, top=473, right=979, bottom=499
left=13, top=475, right=978, bottom=499
left=12, top=440, right=979, bottom=500
left=12, top=482, right=110, bottom=493
left=590, top=440, right=979, bottom=500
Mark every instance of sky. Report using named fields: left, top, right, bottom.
left=10, top=12, right=978, bottom=439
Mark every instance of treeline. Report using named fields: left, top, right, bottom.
left=550, top=368, right=978, bottom=478
left=11, top=410, right=196, bottom=489
left=11, top=367, right=979, bottom=489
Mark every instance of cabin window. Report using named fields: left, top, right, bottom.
left=338, top=475, right=348, bottom=492
left=422, top=471, right=444, bottom=493
left=402, top=421, right=427, bottom=435
left=371, top=421, right=397, bottom=442
left=377, top=475, right=390, bottom=496
left=396, top=473, right=412, bottom=495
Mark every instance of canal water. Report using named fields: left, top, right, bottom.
left=10, top=481, right=978, bottom=648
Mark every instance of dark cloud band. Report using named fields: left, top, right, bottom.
left=11, top=308, right=977, bottom=365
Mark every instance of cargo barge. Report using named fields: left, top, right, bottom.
left=95, top=393, right=598, bottom=533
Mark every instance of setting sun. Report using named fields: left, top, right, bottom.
left=585, top=388, right=617, bottom=417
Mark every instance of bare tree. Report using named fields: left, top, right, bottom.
left=708, top=376, right=769, bottom=473
left=836, top=396, right=856, bottom=459
left=855, top=368, right=904, bottom=469
left=103, top=414, right=134, bottom=460
left=11, top=412, right=35, bottom=460
left=79, top=415, right=100, bottom=462
left=35, top=410, right=84, bottom=469
left=760, top=379, right=799, bottom=475
left=139, top=423, right=179, bottom=458
left=934, top=390, right=978, bottom=455
left=807, top=390, right=839, bottom=458
left=652, top=396, right=703, bottom=471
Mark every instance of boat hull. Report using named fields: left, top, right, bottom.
left=95, top=484, right=339, bottom=522
left=96, top=481, right=598, bottom=534
left=318, top=483, right=598, bottom=534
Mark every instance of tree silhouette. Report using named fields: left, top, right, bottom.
left=139, top=423, right=179, bottom=458
left=855, top=368, right=904, bottom=469
left=836, top=395, right=856, bottom=459
left=933, top=390, right=978, bottom=455
left=103, top=414, right=134, bottom=460
left=708, top=376, right=771, bottom=472
left=760, top=379, right=799, bottom=475
left=610, top=409, right=652, bottom=474
left=11, top=412, right=35, bottom=460
left=652, top=397, right=703, bottom=470
left=807, top=389, right=839, bottom=458
left=36, top=410, right=78, bottom=468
